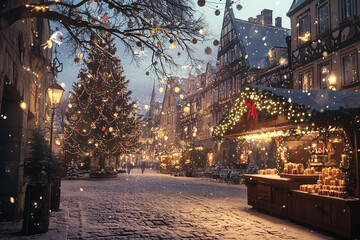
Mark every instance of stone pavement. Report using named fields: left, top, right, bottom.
left=0, top=169, right=335, bottom=239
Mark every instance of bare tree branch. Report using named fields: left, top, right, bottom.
left=0, top=0, right=208, bottom=77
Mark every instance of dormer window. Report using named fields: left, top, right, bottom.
left=298, top=13, right=310, bottom=45
left=341, top=0, right=355, bottom=22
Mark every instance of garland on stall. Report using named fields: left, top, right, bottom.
left=276, top=136, right=289, bottom=173
left=212, top=87, right=312, bottom=138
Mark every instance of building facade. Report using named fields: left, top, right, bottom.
left=287, top=0, right=360, bottom=91
left=0, top=0, right=53, bottom=220
left=159, top=77, right=187, bottom=152
left=212, top=0, right=290, bottom=167
left=179, top=63, right=216, bottom=167
left=138, top=83, right=162, bottom=163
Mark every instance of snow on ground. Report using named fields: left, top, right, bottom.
left=0, top=169, right=335, bottom=239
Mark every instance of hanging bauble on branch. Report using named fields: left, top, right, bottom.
left=236, top=4, right=243, bottom=11
left=127, top=20, right=134, bottom=28
left=197, top=0, right=205, bottom=7
left=143, top=10, right=152, bottom=19
left=213, top=40, right=219, bottom=46
left=205, top=47, right=212, bottom=55
left=215, top=9, right=220, bottom=16
left=192, top=38, right=198, bottom=44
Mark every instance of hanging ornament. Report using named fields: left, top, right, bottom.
left=169, top=39, right=174, bottom=44
left=91, top=122, right=96, bottom=129
left=127, top=20, right=134, bottom=28
left=236, top=4, right=243, bottom=11
left=213, top=40, right=219, bottom=46
left=199, top=27, right=206, bottom=35
left=71, top=114, right=78, bottom=121
left=197, top=0, right=205, bottom=7
left=204, top=47, right=212, bottom=55
left=192, top=38, right=197, bottom=44
left=177, top=52, right=181, bottom=56
left=101, top=13, right=109, bottom=22
left=215, top=9, right=220, bottom=16
left=153, top=20, right=159, bottom=27
left=76, top=52, right=83, bottom=60
left=146, top=71, right=150, bottom=76
left=143, top=10, right=152, bottom=19
left=102, top=126, right=106, bottom=131
left=136, top=41, right=142, bottom=47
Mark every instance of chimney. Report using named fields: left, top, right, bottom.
left=261, top=9, right=273, bottom=25
left=256, top=15, right=262, bottom=24
left=275, top=17, right=282, bottom=27
left=248, top=17, right=256, bottom=23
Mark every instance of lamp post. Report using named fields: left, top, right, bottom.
left=47, top=82, right=65, bottom=161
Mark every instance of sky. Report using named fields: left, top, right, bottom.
left=56, top=0, right=293, bottom=113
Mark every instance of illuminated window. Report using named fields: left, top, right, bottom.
left=342, top=0, right=354, bottom=22
left=300, top=70, right=312, bottom=90
left=319, top=64, right=330, bottom=89
left=342, top=52, right=358, bottom=86
left=298, top=14, right=310, bottom=45
left=318, top=3, right=329, bottom=34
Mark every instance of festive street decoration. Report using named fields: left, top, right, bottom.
left=64, top=32, right=139, bottom=170
left=244, top=100, right=258, bottom=121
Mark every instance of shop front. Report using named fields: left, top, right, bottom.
left=213, top=86, right=360, bottom=238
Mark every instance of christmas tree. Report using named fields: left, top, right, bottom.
left=66, top=161, right=79, bottom=180
left=64, top=32, right=139, bottom=170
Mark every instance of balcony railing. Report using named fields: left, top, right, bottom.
left=292, top=17, right=360, bottom=68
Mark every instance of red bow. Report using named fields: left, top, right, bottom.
left=245, top=100, right=258, bottom=121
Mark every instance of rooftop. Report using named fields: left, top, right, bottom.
left=234, top=19, right=290, bottom=69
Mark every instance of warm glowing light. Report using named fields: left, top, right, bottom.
left=144, top=105, right=149, bottom=110
left=238, top=131, right=290, bottom=140
left=279, top=58, right=287, bottom=65
left=158, top=87, right=164, bottom=93
left=164, top=136, right=168, bottom=141
left=174, top=86, right=180, bottom=93
left=169, top=42, right=177, bottom=50
left=10, top=197, right=15, bottom=204
left=20, top=102, right=27, bottom=110
left=179, top=94, right=184, bottom=99
left=328, top=74, right=337, bottom=85
left=298, top=32, right=310, bottom=43
left=199, top=27, right=207, bottom=35
left=184, top=106, right=190, bottom=114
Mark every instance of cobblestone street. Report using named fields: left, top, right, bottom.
left=0, top=169, right=334, bottom=239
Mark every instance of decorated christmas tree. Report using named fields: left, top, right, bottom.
left=64, top=32, right=139, bottom=170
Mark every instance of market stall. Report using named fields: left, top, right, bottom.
left=213, top=85, right=360, bottom=238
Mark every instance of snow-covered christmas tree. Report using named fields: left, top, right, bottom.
left=66, top=161, right=79, bottom=180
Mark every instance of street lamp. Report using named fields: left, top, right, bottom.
left=47, top=82, right=65, bottom=161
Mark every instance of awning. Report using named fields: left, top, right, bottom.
left=213, top=85, right=360, bottom=138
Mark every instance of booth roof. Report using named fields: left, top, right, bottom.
left=251, top=85, right=360, bottom=112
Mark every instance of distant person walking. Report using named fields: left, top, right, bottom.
left=140, top=161, right=146, bottom=174
left=126, top=162, right=133, bottom=175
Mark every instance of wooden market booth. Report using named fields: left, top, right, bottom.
left=213, top=85, right=360, bottom=238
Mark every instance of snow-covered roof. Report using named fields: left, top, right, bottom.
left=234, top=19, right=290, bottom=69
left=287, top=0, right=313, bottom=17
left=251, top=85, right=360, bottom=112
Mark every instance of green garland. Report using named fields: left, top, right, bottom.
left=276, top=137, right=290, bottom=173
left=318, top=128, right=355, bottom=196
